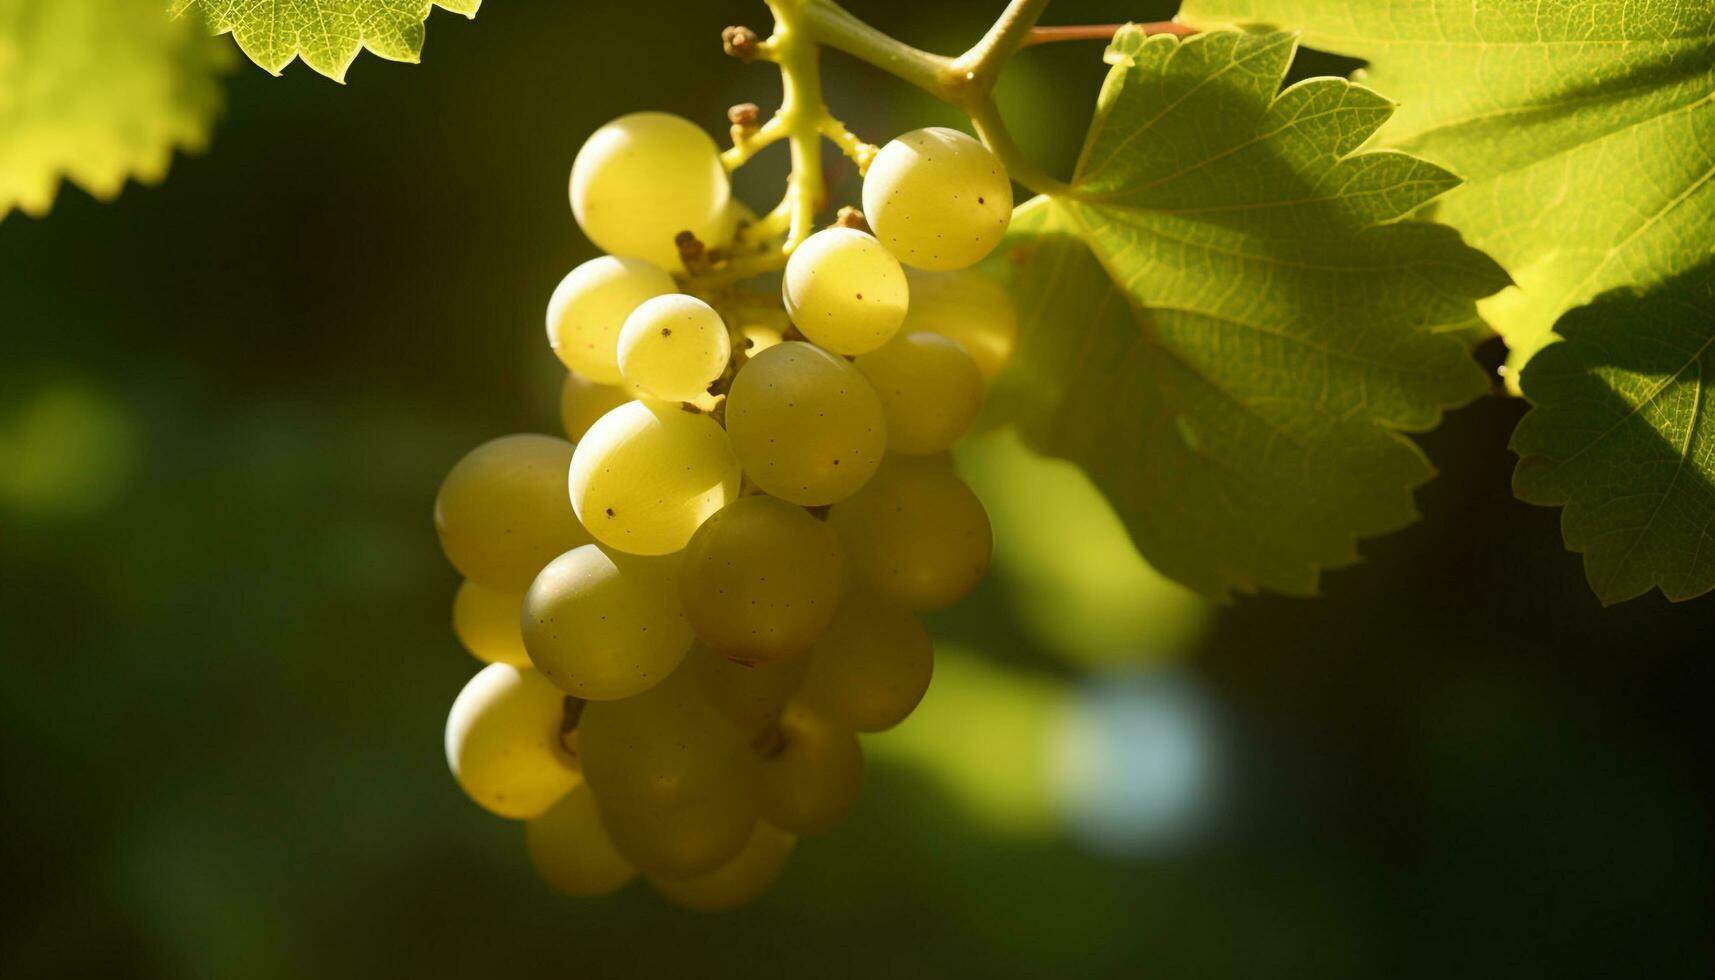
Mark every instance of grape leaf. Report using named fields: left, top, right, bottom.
left=1177, top=0, right=1715, bottom=377
left=993, top=28, right=1504, bottom=599
left=1511, top=263, right=1715, bottom=604
left=172, top=0, right=480, bottom=81
left=0, top=0, right=230, bottom=219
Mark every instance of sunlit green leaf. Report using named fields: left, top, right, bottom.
left=0, top=0, right=229, bottom=219
left=172, top=0, right=480, bottom=81
left=994, top=28, right=1502, bottom=598
left=1178, top=0, right=1715, bottom=377
left=1510, top=263, right=1715, bottom=604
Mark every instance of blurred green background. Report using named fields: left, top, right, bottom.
left=2, top=2, right=1710, bottom=977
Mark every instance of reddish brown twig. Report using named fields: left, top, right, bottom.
left=1022, top=21, right=1197, bottom=47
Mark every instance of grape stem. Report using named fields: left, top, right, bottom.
left=700, top=0, right=1078, bottom=286
left=721, top=114, right=789, bottom=171
left=800, top=0, right=1071, bottom=196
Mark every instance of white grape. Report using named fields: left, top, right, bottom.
left=741, top=323, right=784, bottom=355
left=452, top=579, right=530, bottom=668
left=597, top=785, right=757, bottom=880
left=617, top=294, right=733, bottom=403
left=444, top=663, right=580, bottom=820
left=679, top=495, right=846, bottom=663
left=687, top=644, right=810, bottom=736
left=545, top=256, right=677, bottom=384
left=797, top=592, right=933, bottom=732
left=435, top=434, right=592, bottom=592
left=525, top=782, right=637, bottom=897
left=756, top=702, right=864, bottom=835
left=559, top=372, right=631, bottom=442
left=570, top=112, right=730, bottom=270
left=781, top=227, right=908, bottom=355
left=522, top=545, right=692, bottom=700
left=828, top=454, right=992, bottom=610
left=863, top=127, right=1012, bottom=270
left=724, top=341, right=887, bottom=505
left=712, top=198, right=763, bottom=254
left=568, top=401, right=742, bottom=555
left=855, top=331, right=984, bottom=455
left=649, top=823, right=795, bottom=911
left=577, top=660, right=755, bottom=812
left=900, top=268, right=1019, bottom=381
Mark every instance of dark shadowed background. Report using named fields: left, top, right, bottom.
left=2, top=1, right=1710, bottom=977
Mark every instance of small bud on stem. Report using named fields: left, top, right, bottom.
left=676, top=229, right=712, bottom=275
left=728, top=102, right=762, bottom=130
left=722, top=25, right=760, bottom=61
left=834, top=206, right=869, bottom=232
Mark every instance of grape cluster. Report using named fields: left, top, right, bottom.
left=437, top=112, right=1019, bottom=910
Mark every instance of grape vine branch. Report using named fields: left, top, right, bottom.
left=1023, top=22, right=1197, bottom=45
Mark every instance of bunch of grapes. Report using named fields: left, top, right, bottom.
left=437, top=111, right=1019, bottom=910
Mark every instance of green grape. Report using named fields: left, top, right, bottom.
left=452, top=579, right=530, bottom=668
left=688, top=643, right=811, bottom=736
left=797, top=593, right=933, bottom=732
left=757, top=703, right=864, bottom=835
left=525, top=782, right=636, bottom=897
left=546, top=256, right=678, bottom=384
left=725, top=342, right=887, bottom=506
left=568, top=400, right=742, bottom=556
left=577, top=660, right=753, bottom=812
left=522, top=545, right=691, bottom=700
left=713, top=198, right=763, bottom=254
left=444, top=663, right=580, bottom=820
left=781, top=227, right=908, bottom=355
left=855, top=331, right=984, bottom=455
left=617, top=294, right=733, bottom=403
left=679, top=495, right=846, bottom=663
left=597, top=782, right=758, bottom=880
left=570, top=112, right=731, bottom=270
left=650, top=823, right=796, bottom=911
left=828, top=455, right=992, bottom=610
left=435, top=434, right=592, bottom=592
left=741, top=323, right=784, bottom=355
left=863, top=127, right=1012, bottom=270
left=560, top=372, right=631, bottom=442
left=900, top=268, right=1018, bottom=382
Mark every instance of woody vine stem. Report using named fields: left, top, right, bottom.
left=696, top=0, right=1191, bottom=286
